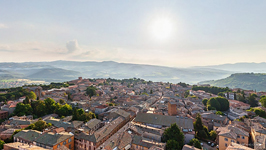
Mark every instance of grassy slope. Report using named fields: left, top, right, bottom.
left=201, top=73, right=266, bottom=92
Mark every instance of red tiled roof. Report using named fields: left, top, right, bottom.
left=229, top=100, right=250, bottom=107
left=0, top=111, right=8, bottom=114
left=95, top=105, right=108, bottom=109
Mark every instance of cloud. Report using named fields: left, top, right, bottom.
left=0, top=45, right=12, bottom=52
left=66, top=40, right=79, bottom=53
left=0, top=23, right=8, bottom=29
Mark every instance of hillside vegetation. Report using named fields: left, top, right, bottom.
left=201, top=73, right=266, bottom=92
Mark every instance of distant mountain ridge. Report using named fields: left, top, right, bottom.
left=193, top=62, right=266, bottom=73
left=200, top=73, right=266, bottom=92
left=0, top=60, right=232, bottom=84
left=1, top=60, right=266, bottom=90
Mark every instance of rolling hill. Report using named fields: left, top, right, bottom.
left=200, top=73, right=266, bottom=92
left=27, top=68, right=81, bottom=82
left=0, top=61, right=232, bottom=84
left=193, top=62, right=266, bottom=73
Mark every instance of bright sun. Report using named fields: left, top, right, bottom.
left=151, top=17, right=174, bottom=41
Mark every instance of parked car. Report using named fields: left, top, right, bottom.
left=201, top=143, right=203, bottom=146
left=207, top=142, right=211, bottom=145
left=211, top=143, right=215, bottom=147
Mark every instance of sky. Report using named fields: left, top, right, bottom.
left=0, top=0, right=266, bottom=67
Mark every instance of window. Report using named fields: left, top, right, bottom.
left=225, top=143, right=228, bottom=147
left=237, top=135, right=240, bottom=138
left=237, top=141, right=240, bottom=144
left=225, top=138, right=228, bottom=141
left=231, top=140, right=234, bottom=142
left=242, top=136, right=245, bottom=139
left=63, top=141, right=66, bottom=145
left=57, top=145, right=60, bottom=148
left=68, top=138, right=72, bottom=143
left=69, top=144, right=71, bottom=149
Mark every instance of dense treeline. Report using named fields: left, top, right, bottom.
left=0, top=82, right=72, bottom=101
left=24, top=82, right=72, bottom=90
left=192, top=85, right=231, bottom=95
left=0, top=87, right=31, bottom=102
left=177, top=82, right=189, bottom=88
left=13, top=97, right=96, bottom=122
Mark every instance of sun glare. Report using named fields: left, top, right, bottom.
left=151, top=17, right=174, bottom=41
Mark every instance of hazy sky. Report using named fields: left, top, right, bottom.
left=0, top=0, right=266, bottom=67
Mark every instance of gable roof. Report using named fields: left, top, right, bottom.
left=134, top=113, right=194, bottom=129
left=85, top=118, right=101, bottom=129
left=14, top=130, right=42, bottom=142
left=218, top=125, right=249, bottom=139
left=76, top=116, right=125, bottom=143
left=34, top=132, right=73, bottom=147
left=14, top=130, right=73, bottom=147
left=201, top=113, right=227, bottom=122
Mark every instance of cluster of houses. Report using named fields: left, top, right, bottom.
left=0, top=77, right=265, bottom=150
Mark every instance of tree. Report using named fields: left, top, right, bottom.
left=14, top=103, right=33, bottom=116
left=216, top=97, right=229, bottom=111
left=198, top=130, right=208, bottom=139
left=111, top=87, right=114, bottom=91
left=23, top=96, right=30, bottom=104
left=10, top=95, right=15, bottom=100
left=192, top=86, right=230, bottom=95
left=193, top=114, right=209, bottom=139
left=248, top=108, right=266, bottom=118
left=59, top=99, right=65, bottom=104
left=237, top=93, right=246, bottom=103
left=79, top=112, right=96, bottom=122
left=193, top=114, right=204, bottom=133
left=234, top=92, right=237, bottom=100
left=44, top=98, right=56, bottom=114
left=77, top=108, right=85, bottom=116
left=177, top=82, right=188, bottom=88
left=184, top=90, right=190, bottom=98
left=0, top=96, right=7, bottom=102
left=218, top=92, right=225, bottom=97
left=207, top=98, right=221, bottom=110
left=248, top=94, right=258, bottom=107
left=67, top=93, right=71, bottom=100
left=209, top=130, right=217, bottom=141
left=0, top=140, right=5, bottom=150
left=188, top=138, right=202, bottom=149
left=150, top=89, right=153, bottom=94
left=26, top=118, right=52, bottom=131
left=162, top=123, right=184, bottom=150
left=72, top=108, right=79, bottom=120
left=166, top=140, right=180, bottom=150
left=32, top=100, right=46, bottom=117
left=108, top=103, right=115, bottom=106
left=202, top=99, right=208, bottom=106
left=260, top=97, right=266, bottom=108
left=207, top=97, right=229, bottom=111
left=261, top=95, right=266, bottom=99
left=216, top=111, right=224, bottom=115
left=28, top=91, right=37, bottom=100
left=86, top=86, right=97, bottom=98
left=57, top=104, right=72, bottom=117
